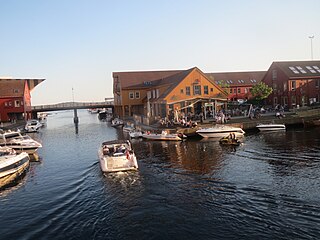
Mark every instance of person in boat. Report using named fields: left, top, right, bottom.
left=102, top=145, right=110, bottom=155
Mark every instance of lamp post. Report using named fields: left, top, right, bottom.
left=309, top=35, right=314, bottom=60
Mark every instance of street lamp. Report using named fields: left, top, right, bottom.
left=309, top=35, right=314, bottom=60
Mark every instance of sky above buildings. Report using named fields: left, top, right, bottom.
left=1, top=0, right=320, bottom=105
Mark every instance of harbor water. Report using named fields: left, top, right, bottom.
left=1, top=110, right=320, bottom=240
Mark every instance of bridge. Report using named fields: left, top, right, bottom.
left=31, top=101, right=114, bottom=113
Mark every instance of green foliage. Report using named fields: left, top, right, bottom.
left=250, top=82, right=273, bottom=101
left=217, top=80, right=230, bottom=95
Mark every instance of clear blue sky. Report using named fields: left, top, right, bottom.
left=1, top=0, right=319, bottom=105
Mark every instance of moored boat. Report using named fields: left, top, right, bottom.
left=142, top=131, right=185, bottom=141
left=196, top=125, right=245, bottom=138
left=219, top=136, right=241, bottom=146
left=98, top=140, right=138, bottom=173
left=111, top=118, right=124, bottom=127
left=0, top=130, right=42, bottom=154
left=0, top=147, right=30, bottom=189
left=129, top=130, right=143, bottom=138
left=256, top=123, right=286, bottom=131
left=25, top=119, right=42, bottom=133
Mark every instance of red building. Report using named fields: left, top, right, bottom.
left=205, top=71, right=266, bottom=102
left=262, top=61, right=320, bottom=108
left=0, top=78, right=44, bottom=122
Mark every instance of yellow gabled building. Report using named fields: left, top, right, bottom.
left=113, top=67, right=228, bottom=122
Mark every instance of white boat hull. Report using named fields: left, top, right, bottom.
left=196, top=126, right=245, bottom=138
left=0, top=152, right=30, bottom=189
left=142, top=133, right=183, bottom=141
left=257, top=124, right=286, bottom=131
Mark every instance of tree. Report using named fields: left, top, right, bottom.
left=217, top=80, right=230, bottom=96
left=250, top=82, right=273, bottom=101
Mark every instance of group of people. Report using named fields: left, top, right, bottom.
left=102, top=144, right=127, bottom=156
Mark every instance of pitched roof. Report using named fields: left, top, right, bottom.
left=271, top=60, right=320, bottom=79
left=0, top=78, right=45, bottom=98
left=205, top=71, right=266, bottom=86
left=0, top=79, right=25, bottom=97
left=124, top=67, right=195, bottom=90
left=113, top=70, right=183, bottom=88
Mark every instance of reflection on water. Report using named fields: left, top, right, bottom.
left=1, top=110, right=320, bottom=240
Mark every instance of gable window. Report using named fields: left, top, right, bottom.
left=180, top=89, right=184, bottom=94
left=135, top=91, right=140, bottom=99
left=272, top=70, right=277, bottom=80
left=230, top=89, right=233, bottom=94
left=13, top=89, right=19, bottom=93
left=204, top=86, right=208, bottom=95
left=194, top=85, right=201, bottom=95
left=210, top=88, right=213, bottom=92
left=291, top=81, right=296, bottom=91
left=186, top=86, right=191, bottom=95
left=129, top=92, right=134, bottom=99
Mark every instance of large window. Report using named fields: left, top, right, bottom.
left=135, top=91, right=140, bottom=99
left=129, top=92, right=134, bottom=99
left=204, top=86, right=208, bottom=95
left=194, top=85, right=201, bottom=95
left=186, top=86, right=191, bottom=96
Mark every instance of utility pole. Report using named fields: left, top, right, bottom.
left=309, top=35, right=314, bottom=60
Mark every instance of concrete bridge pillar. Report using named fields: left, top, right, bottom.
left=73, top=109, right=79, bottom=124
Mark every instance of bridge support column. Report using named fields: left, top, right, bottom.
left=73, top=109, right=79, bottom=124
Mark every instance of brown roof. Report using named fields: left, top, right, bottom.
left=113, top=70, right=182, bottom=88
left=0, top=79, right=25, bottom=97
left=0, top=78, right=45, bottom=97
left=205, top=71, right=266, bottom=86
left=270, top=60, right=320, bottom=79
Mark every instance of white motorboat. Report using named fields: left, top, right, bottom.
left=0, top=130, right=42, bottom=154
left=196, top=125, right=245, bottom=138
left=25, top=119, right=42, bottom=132
left=0, top=147, right=30, bottom=189
left=129, top=130, right=143, bottom=138
left=142, top=131, right=185, bottom=141
left=98, top=140, right=138, bottom=173
left=111, top=118, right=124, bottom=127
left=256, top=123, right=286, bottom=131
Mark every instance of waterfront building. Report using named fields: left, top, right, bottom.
left=0, top=78, right=45, bottom=122
left=262, top=61, right=320, bottom=108
left=113, top=67, right=228, bottom=123
left=205, top=71, right=266, bottom=103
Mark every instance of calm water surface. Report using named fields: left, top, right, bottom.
left=1, top=110, right=320, bottom=240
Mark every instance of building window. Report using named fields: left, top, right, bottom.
left=135, top=91, right=140, bottom=99
left=292, top=95, right=296, bottom=106
left=186, top=86, right=190, bottom=96
left=204, top=86, right=208, bottom=95
left=283, top=82, right=287, bottom=91
left=233, top=89, right=236, bottom=93
left=291, top=81, right=296, bottom=90
left=244, top=88, right=248, bottom=94
left=15, top=100, right=20, bottom=107
left=194, top=85, right=201, bottom=95
left=13, top=89, right=19, bottom=93
left=237, top=88, right=241, bottom=94
left=229, top=89, right=233, bottom=94
left=273, top=97, right=278, bottom=105
left=316, top=79, right=319, bottom=88
left=180, top=89, right=184, bottom=94
left=129, top=92, right=134, bottom=99
left=210, top=88, right=213, bottom=92
left=272, top=69, right=277, bottom=80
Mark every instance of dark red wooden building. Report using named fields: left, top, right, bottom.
left=0, top=78, right=44, bottom=122
left=206, top=71, right=266, bottom=102
left=262, top=61, right=320, bottom=108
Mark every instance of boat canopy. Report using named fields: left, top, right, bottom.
left=102, top=140, right=131, bottom=146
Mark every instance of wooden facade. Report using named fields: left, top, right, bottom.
left=262, top=61, right=320, bottom=108
left=206, top=71, right=266, bottom=102
left=113, top=67, right=228, bottom=120
left=0, top=78, right=45, bottom=122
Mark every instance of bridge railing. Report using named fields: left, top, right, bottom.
left=32, top=101, right=114, bottom=111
